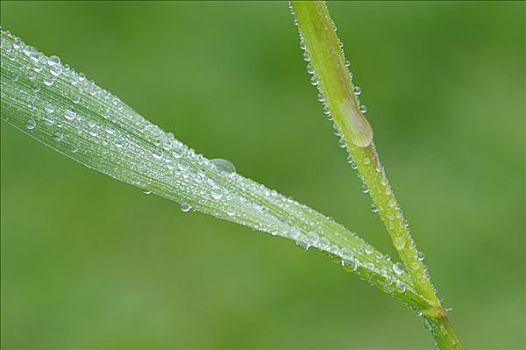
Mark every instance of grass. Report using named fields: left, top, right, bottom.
left=0, top=2, right=463, bottom=348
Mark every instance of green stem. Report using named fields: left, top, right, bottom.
left=290, top=1, right=462, bottom=348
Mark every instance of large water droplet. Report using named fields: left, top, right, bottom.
left=47, top=55, right=60, bottom=66
left=210, top=158, right=236, bottom=175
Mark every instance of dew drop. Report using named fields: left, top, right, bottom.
left=361, top=183, right=369, bottom=194
left=305, top=231, right=319, bottom=245
left=143, top=189, right=152, bottom=195
left=43, top=75, right=55, bottom=86
left=353, top=86, right=362, bottom=95
left=72, top=94, right=81, bottom=104
left=306, top=63, right=314, bottom=75
left=64, top=108, right=76, bottom=121
left=180, top=202, right=192, bottom=212
left=10, top=72, right=18, bottom=81
left=211, top=188, right=223, bottom=200
left=417, top=251, right=425, bottom=261
left=226, top=207, right=236, bottom=216
left=152, top=148, right=163, bottom=160
left=392, top=262, right=405, bottom=275
left=44, top=102, right=54, bottom=114
left=47, top=55, right=60, bottom=66
left=25, top=118, right=36, bottom=130
left=310, top=76, right=318, bottom=86
left=210, top=158, right=236, bottom=175
left=423, top=318, right=432, bottom=331
left=360, top=104, right=367, bottom=113
left=70, top=144, right=78, bottom=153
left=371, top=203, right=378, bottom=213
left=49, top=64, right=62, bottom=77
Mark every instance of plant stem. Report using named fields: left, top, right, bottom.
left=290, top=1, right=462, bottom=348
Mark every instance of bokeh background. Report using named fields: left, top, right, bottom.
left=1, top=1, right=524, bottom=349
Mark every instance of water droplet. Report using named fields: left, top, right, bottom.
left=392, top=262, right=405, bottom=275
left=338, top=138, right=346, bottom=148
left=226, top=207, right=236, bottom=216
left=322, top=105, right=330, bottom=115
left=306, top=63, right=314, bottom=75
left=211, top=188, right=223, bottom=200
left=43, top=75, right=55, bottom=86
left=299, top=38, right=306, bottom=50
left=64, top=108, right=76, bottom=121
left=10, top=72, right=18, bottom=81
left=105, top=125, right=115, bottom=134
left=53, top=131, right=63, bottom=142
left=143, top=189, right=152, bottom=195
left=303, top=51, right=310, bottom=61
left=361, top=183, right=369, bottom=194
left=47, top=55, right=60, bottom=66
left=364, top=245, right=374, bottom=255
left=310, top=76, right=318, bottom=86
left=25, top=118, right=36, bottom=130
left=33, top=62, right=43, bottom=72
left=72, top=94, right=81, bottom=104
left=27, top=70, right=37, bottom=80
left=353, top=86, right=362, bottom=95
left=371, top=203, right=378, bottom=213
left=210, top=158, right=236, bottom=175
left=360, top=104, right=367, bottom=113
left=70, top=144, right=78, bottom=153
left=42, top=114, right=55, bottom=125
left=305, top=231, right=319, bottom=245
left=417, top=251, right=425, bottom=261
left=180, top=202, right=192, bottom=212
left=44, top=102, right=54, bottom=113
left=152, top=148, right=163, bottom=160
left=423, top=318, right=432, bottom=331
left=88, top=121, right=99, bottom=137
left=347, top=155, right=357, bottom=169
left=49, top=64, right=62, bottom=77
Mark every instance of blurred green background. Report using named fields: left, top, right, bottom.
left=1, top=1, right=524, bottom=349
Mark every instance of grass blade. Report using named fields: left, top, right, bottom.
left=289, top=1, right=462, bottom=348
left=0, top=29, right=433, bottom=311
